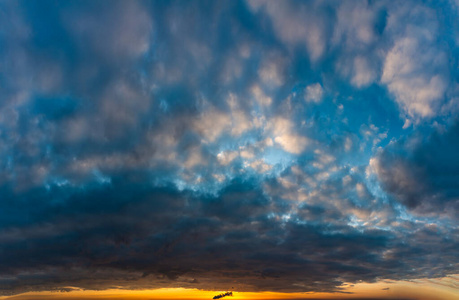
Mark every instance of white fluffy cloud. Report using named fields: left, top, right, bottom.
left=304, top=83, right=324, bottom=103
left=270, top=118, right=310, bottom=154
left=331, top=1, right=382, bottom=88
left=381, top=4, right=450, bottom=120
left=247, top=0, right=328, bottom=62
left=381, top=37, right=448, bottom=118
left=350, top=56, right=377, bottom=88
left=332, top=1, right=378, bottom=48
left=193, top=108, right=231, bottom=143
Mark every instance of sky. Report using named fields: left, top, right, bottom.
left=0, top=0, right=458, bottom=299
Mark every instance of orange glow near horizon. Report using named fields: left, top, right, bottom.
left=1, top=276, right=458, bottom=300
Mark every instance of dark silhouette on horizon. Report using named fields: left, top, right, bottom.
left=212, top=291, right=233, bottom=299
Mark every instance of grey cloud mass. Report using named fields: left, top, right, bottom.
left=0, top=0, right=458, bottom=296
left=370, top=120, right=459, bottom=217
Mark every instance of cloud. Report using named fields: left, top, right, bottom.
left=331, top=1, right=383, bottom=88
left=251, top=85, right=272, bottom=107
left=193, top=108, right=232, bottom=143
left=369, top=120, right=459, bottom=217
left=247, top=0, right=330, bottom=62
left=381, top=37, right=448, bottom=118
left=0, top=0, right=458, bottom=297
left=64, top=1, right=153, bottom=60
left=304, top=83, right=324, bottom=103
left=274, top=135, right=309, bottom=155
left=332, top=1, right=379, bottom=48
left=380, top=2, right=451, bottom=120
left=1, top=162, right=457, bottom=295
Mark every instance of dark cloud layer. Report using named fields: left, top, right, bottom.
left=1, top=175, right=457, bottom=295
left=0, top=0, right=458, bottom=296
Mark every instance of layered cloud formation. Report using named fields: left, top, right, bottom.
left=0, top=0, right=458, bottom=295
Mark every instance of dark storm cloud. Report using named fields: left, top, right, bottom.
left=1, top=174, right=458, bottom=295
left=370, top=120, right=459, bottom=217
left=0, top=0, right=458, bottom=296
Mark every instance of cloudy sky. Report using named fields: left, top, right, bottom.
left=0, top=0, right=458, bottom=299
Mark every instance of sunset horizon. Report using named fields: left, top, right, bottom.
left=2, top=279, right=459, bottom=300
